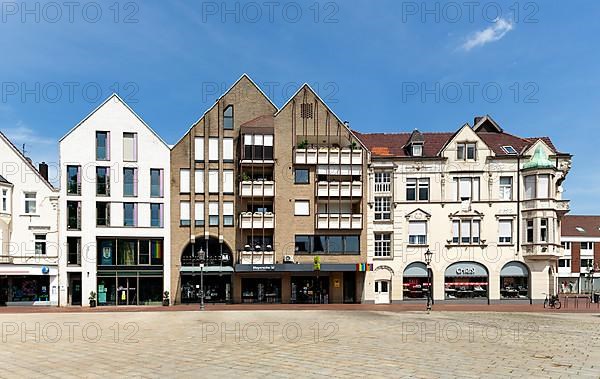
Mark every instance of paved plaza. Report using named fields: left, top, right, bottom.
left=0, top=310, right=599, bottom=378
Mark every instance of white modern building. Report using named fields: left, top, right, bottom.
left=0, top=132, right=59, bottom=305
left=58, top=94, right=171, bottom=306
left=356, top=116, right=572, bottom=304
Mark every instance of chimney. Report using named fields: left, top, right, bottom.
left=38, top=162, right=49, bottom=181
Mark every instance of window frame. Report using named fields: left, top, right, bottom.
left=223, top=105, right=234, bottom=130
left=374, top=172, right=391, bottom=193
left=294, top=168, right=310, bottom=184
left=150, top=203, right=163, bottom=228
left=451, top=219, right=481, bottom=245
left=24, top=192, right=37, bottom=214
left=150, top=169, right=163, bottom=198
left=499, top=176, right=513, bottom=200
left=374, top=233, right=392, bottom=258
left=408, top=220, right=428, bottom=245
left=294, top=200, right=310, bottom=216
left=374, top=196, right=392, bottom=221
left=498, top=219, right=513, bottom=244
left=123, top=203, right=137, bottom=227
left=95, top=131, right=109, bottom=161
left=123, top=168, right=138, bottom=197
left=122, top=132, right=137, bottom=162
left=34, top=234, right=47, bottom=255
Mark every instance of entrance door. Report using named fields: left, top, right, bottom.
left=117, top=277, right=137, bottom=305
left=374, top=280, right=390, bottom=304
left=69, top=273, right=82, bottom=306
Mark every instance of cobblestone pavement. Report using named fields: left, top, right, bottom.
left=0, top=310, right=598, bottom=378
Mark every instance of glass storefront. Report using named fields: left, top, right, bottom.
left=559, top=278, right=580, bottom=293
left=97, top=274, right=163, bottom=306
left=500, top=262, right=529, bottom=299
left=241, top=278, right=281, bottom=303
left=291, top=276, right=329, bottom=304
left=444, top=262, right=488, bottom=300
left=97, top=238, right=164, bottom=306
left=403, top=262, right=431, bottom=300
left=0, top=276, right=50, bottom=303
left=180, top=274, right=231, bottom=303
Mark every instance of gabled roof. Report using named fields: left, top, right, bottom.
left=0, top=131, right=56, bottom=191
left=174, top=74, right=278, bottom=147
left=0, top=174, right=11, bottom=185
left=353, top=131, right=454, bottom=158
left=59, top=93, right=170, bottom=148
left=354, top=116, right=564, bottom=159
left=562, top=216, right=600, bottom=238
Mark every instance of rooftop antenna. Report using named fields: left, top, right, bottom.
left=22, top=143, right=27, bottom=156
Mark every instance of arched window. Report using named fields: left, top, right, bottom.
left=223, top=105, right=233, bottom=130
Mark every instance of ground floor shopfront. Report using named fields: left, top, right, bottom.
left=365, top=259, right=553, bottom=304
left=0, top=265, right=58, bottom=306
left=557, top=273, right=600, bottom=294
left=233, top=264, right=365, bottom=304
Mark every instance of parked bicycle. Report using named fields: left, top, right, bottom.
left=543, top=293, right=562, bottom=309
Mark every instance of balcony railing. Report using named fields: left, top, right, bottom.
left=316, top=213, right=362, bottom=229
left=374, top=182, right=391, bottom=193
left=239, top=212, right=275, bottom=229
left=521, top=243, right=561, bottom=259
left=239, top=181, right=275, bottom=197
left=239, top=250, right=275, bottom=264
left=521, top=199, right=570, bottom=214
left=295, top=147, right=362, bottom=165
left=316, top=181, right=362, bottom=197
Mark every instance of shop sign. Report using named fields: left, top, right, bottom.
left=252, top=265, right=275, bottom=271
left=456, top=267, right=476, bottom=275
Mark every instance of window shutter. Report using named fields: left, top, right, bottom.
left=209, top=202, right=219, bottom=216
left=472, top=220, right=480, bottom=239
left=452, top=220, right=459, bottom=239
left=180, top=169, right=190, bottom=193
left=180, top=202, right=190, bottom=220
left=194, top=137, right=204, bottom=161
left=223, top=170, right=234, bottom=193
left=244, top=134, right=253, bottom=145
left=537, top=175, right=549, bottom=198
left=499, top=220, right=512, bottom=238
left=223, top=202, right=234, bottom=216
left=223, top=138, right=233, bottom=161
left=209, top=138, right=219, bottom=161
left=194, top=202, right=204, bottom=222
left=409, top=221, right=427, bottom=235
left=459, top=178, right=471, bottom=199
left=208, top=170, right=219, bottom=193
left=264, top=135, right=274, bottom=146
left=194, top=171, right=204, bottom=194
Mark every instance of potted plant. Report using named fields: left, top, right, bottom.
left=297, top=140, right=309, bottom=149
left=163, top=291, right=170, bottom=306
left=349, top=141, right=357, bottom=150
left=89, top=291, right=97, bottom=308
left=240, top=172, right=251, bottom=182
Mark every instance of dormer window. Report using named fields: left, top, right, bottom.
left=412, top=144, right=423, bottom=157
left=457, top=143, right=476, bottom=160
left=501, top=145, right=517, bottom=155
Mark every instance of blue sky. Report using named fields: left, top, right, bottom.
left=1, top=0, right=599, bottom=214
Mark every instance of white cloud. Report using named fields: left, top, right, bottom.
left=461, top=18, right=514, bottom=51
left=3, top=122, right=54, bottom=145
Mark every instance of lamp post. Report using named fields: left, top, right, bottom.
left=195, top=247, right=206, bottom=311
left=424, top=249, right=433, bottom=313
left=587, top=263, right=596, bottom=303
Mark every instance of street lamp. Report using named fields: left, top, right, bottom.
left=587, top=263, right=596, bottom=303
left=424, top=249, right=433, bottom=313
left=194, top=247, right=206, bottom=311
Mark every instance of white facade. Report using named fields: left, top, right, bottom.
left=360, top=117, right=572, bottom=304
left=58, top=94, right=171, bottom=306
left=0, top=132, right=59, bottom=305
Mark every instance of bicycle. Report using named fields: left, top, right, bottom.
left=543, top=293, right=562, bottom=309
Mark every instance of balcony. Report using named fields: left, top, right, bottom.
left=521, top=199, right=570, bottom=215
left=239, top=212, right=275, bottom=229
left=316, top=213, right=362, bottom=229
left=521, top=243, right=562, bottom=259
left=239, top=181, right=275, bottom=197
left=295, top=148, right=362, bottom=165
left=316, top=181, right=362, bottom=197
left=239, top=250, right=275, bottom=264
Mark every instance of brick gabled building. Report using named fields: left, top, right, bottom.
left=559, top=215, right=600, bottom=293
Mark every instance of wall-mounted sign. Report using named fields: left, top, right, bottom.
left=41, top=266, right=50, bottom=274
left=334, top=279, right=341, bottom=288
left=252, top=265, right=275, bottom=271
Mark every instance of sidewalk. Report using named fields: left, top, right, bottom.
left=1, top=302, right=599, bottom=313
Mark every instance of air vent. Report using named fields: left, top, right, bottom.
left=300, top=103, right=313, bottom=119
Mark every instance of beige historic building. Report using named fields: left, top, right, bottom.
left=356, top=116, right=572, bottom=303
left=170, top=75, right=367, bottom=304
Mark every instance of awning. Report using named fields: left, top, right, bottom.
left=500, top=262, right=529, bottom=277
left=180, top=266, right=234, bottom=273
left=404, top=262, right=428, bottom=278
left=234, top=263, right=360, bottom=273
